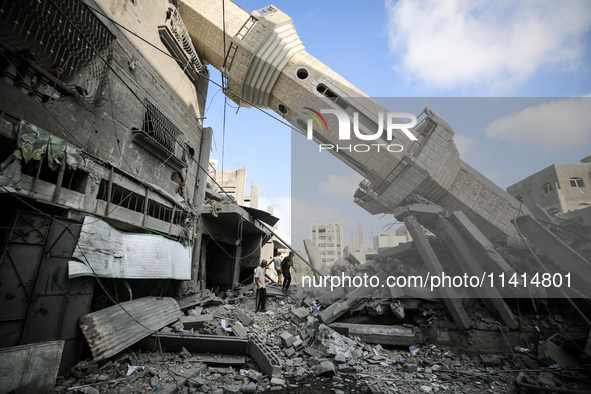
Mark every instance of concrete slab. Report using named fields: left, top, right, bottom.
left=303, top=239, right=327, bottom=278
left=329, top=323, right=423, bottom=346
left=291, top=306, right=309, bottom=324
left=403, top=215, right=472, bottom=330
left=150, top=332, right=248, bottom=355
left=451, top=211, right=514, bottom=275
left=435, top=216, right=517, bottom=329
left=377, top=242, right=414, bottom=261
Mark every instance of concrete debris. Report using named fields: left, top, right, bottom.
left=310, top=324, right=361, bottom=360
left=55, top=233, right=591, bottom=394
left=247, top=369, right=262, bottom=382
left=291, top=306, right=310, bottom=324
left=179, top=313, right=213, bottom=329
left=232, top=321, right=248, bottom=338
left=390, top=301, right=405, bottom=319
left=315, top=361, right=335, bottom=376
left=279, top=331, right=296, bottom=347
left=235, top=310, right=254, bottom=326
left=270, top=377, right=286, bottom=386
left=330, top=322, right=423, bottom=346
left=538, top=334, right=580, bottom=368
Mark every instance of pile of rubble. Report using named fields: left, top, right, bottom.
left=50, top=281, right=591, bottom=394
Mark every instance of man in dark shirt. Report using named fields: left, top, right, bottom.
left=281, top=252, right=292, bottom=292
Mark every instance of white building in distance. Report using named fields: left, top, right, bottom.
left=310, top=220, right=345, bottom=267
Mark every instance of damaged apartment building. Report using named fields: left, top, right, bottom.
left=0, top=0, right=280, bottom=375
left=1, top=0, right=591, bottom=392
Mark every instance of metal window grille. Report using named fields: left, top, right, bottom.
left=143, top=99, right=182, bottom=158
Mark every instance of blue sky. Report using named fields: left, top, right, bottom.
left=202, top=1, right=591, bottom=249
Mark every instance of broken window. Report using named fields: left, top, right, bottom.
left=542, top=183, right=553, bottom=194
left=257, top=5, right=277, bottom=15
left=570, top=177, right=585, bottom=188
left=97, top=180, right=188, bottom=225
left=132, top=99, right=187, bottom=168
left=159, top=5, right=204, bottom=82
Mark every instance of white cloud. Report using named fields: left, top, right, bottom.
left=258, top=196, right=292, bottom=240
left=453, top=133, right=477, bottom=157
left=385, top=0, right=591, bottom=91
left=318, top=173, right=364, bottom=197
left=484, top=98, right=591, bottom=149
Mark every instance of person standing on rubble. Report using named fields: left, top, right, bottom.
left=281, top=251, right=293, bottom=292
left=254, top=259, right=268, bottom=312
left=272, top=252, right=282, bottom=285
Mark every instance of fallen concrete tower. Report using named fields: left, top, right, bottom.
left=177, top=0, right=526, bottom=238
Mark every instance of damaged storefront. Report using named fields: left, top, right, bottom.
left=0, top=0, right=276, bottom=386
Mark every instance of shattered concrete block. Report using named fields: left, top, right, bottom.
left=236, top=311, right=253, bottom=326
left=248, top=334, right=281, bottom=378
left=247, top=370, right=262, bottom=382
left=179, top=314, right=213, bottom=330
left=309, top=324, right=358, bottom=360
left=291, top=307, right=309, bottom=324
left=390, top=301, right=405, bottom=319
left=337, top=364, right=355, bottom=373
left=292, top=339, right=304, bottom=351
left=302, top=297, right=315, bottom=307
left=179, top=347, right=192, bottom=359
left=304, top=346, right=322, bottom=359
left=232, top=322, right=247, bottom=338
left=171, top=319, right=184, bottom=330
left=334, top=354, right=346, bottom=364
left=315, top=361, right=335, bottom=376
left=284, top=347, right=296, bottom=357
left=279, top=331, right=296, bottom=347
left=270, top=377, right=286, bottom=386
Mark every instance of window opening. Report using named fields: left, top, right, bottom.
left=570, top=177, right=585, bottom=188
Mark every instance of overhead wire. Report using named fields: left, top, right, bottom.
left=4, top=0, right=325, bottom=293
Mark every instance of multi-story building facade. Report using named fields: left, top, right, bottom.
left=0, top=0, right=275, bottom=372
left=506, top=157, right=591, bottom=215
left=310, top=220, right=345, bottom=267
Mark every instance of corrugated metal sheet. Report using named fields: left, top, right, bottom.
left=68, top=216, right=191, bottom=280
left=79, top=297, right=181, bottom=361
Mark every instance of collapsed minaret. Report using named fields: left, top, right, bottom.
left=177, top=0, right=524, bottom=238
